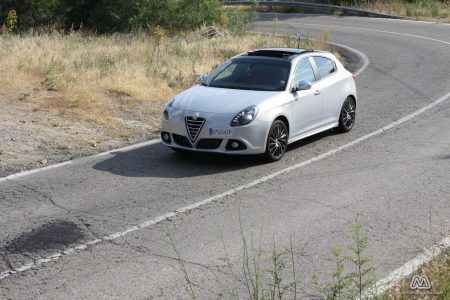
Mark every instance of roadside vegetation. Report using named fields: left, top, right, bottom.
left=382, top=248, right=449, bottom=300
left=248, top=0, right=450, bottom=23
left=0, top=30, right=335, bottom=127
left=173, top=221, right=377, bottom=299
left=173, top=220, right=449, bottom=299
left=346, top=0, right=450, bottom=22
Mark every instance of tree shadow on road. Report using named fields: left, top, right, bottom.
left=1, top=220, right=85, bottom=255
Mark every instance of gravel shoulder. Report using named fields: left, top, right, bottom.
left=0, top=90, right=158, bottom=178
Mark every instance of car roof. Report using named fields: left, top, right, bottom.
left=241, top=48, right=317, bottom=61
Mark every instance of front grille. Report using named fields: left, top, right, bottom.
left=172, top=134, right=192, bottom=148
left=197, top=139, right=223, bottom=150
left=185, top=116, right=206, bottom=142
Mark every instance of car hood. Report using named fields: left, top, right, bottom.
left=171, top=85, right=282, bottom=114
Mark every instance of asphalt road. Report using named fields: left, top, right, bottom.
left=1, top=14, right=450, bottom=299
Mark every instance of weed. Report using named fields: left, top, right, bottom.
left=311, top=247, right=350, bottom=300
left=238, top=229, right=298, bottom=299
left=311, top=221, right=374, bottom=299
left=347, top=222, right=375, bottom=299
left=42, top=59, right=66, bottom=90
left=224, top=0, right=258, bottom=35
left=96, top=53, right=116, bottom=77
left=5, top=10, right=18, bottom=34
left=431, top=2, right=440, bottom=17
left=19, top=92, right=30, bottom=101
left=220, top=13, right=230, bottom=28
left=272, top=14, right=280, bottom=35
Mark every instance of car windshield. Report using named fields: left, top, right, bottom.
left=204, top=58, right=291, bottom=92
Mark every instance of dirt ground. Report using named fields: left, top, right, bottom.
left=0, top=89, right=159, bottom=177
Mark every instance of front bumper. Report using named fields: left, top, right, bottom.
left=161, top=109, right=269, bottom=155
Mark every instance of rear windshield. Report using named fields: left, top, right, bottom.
left=205, top=58, right=291, bottom=92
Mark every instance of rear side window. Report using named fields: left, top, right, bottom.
left=313, top=57, right=336, bottom=79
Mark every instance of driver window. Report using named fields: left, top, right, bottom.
left=294, top=58, right=316, bottom=84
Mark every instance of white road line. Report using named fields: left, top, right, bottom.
left=1, top=87, right=449, bottom=280
left=251, top=31, right=370, bottom=77
left=362, top=236, right=450, bottom=299
left=94, top=139, right=160, bottom=157
left=0, top=161, right=73, bottom=184
left=327, top=41, right=370, bottom=77
left=363, top=15, right=450, bottom=26
left=0, top=139, right=160, bottom=184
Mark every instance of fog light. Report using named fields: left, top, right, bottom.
left=225, top=139, right=247, bottom=151
left=161, top=132, right=171, bottom=143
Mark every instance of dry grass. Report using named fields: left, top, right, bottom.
left=243, top=1, right=450, bottom=23
left=382, top=248, right=449, bottom=300
left=357, top=1, right=450, bottom=22
left=0, top=29, right=336, bottom=130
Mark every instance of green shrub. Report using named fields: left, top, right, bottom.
left=43, top=73, right=65, bottom=90
left=224, top=0, right=258, bottom=35
left=431, top=2, right=440, bottom=17
left=43, top=60, right=65, bottom=90
left=0, top=0, right=222, bottom=32
left=5, top=10, right=17, bottom=33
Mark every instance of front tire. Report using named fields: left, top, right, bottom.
left=336, top=96, right=356, bottom=133
left=263, top=120, right=288, bottom=162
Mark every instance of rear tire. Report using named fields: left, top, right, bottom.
left=336, top=96, right=356, bottom=133
left=263, top=120, right=288, bottom=162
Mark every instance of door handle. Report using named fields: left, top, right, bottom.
left=314, top=90, right=321, bottom=96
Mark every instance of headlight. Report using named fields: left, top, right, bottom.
left=230, top=106, right=258, bottom=127
left=163, top=99, right=175, bottom=120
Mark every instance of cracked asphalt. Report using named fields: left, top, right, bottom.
left=0, top=14, right=449, bottom=299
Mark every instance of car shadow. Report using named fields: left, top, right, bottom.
left=93, top=129, right=338, bottom=179
left=287, top=128, right=337, bottom=152
left=92, top=142, right=264, bottom=179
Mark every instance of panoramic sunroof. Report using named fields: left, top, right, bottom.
left=247, top=50, right=299, bottom=58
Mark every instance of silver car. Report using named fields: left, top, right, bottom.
left=161, top=48, right=357, bottom=162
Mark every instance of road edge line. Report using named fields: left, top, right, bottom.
left=362, top=236, right=450, bottom=299
left=0, top=139, right=160, bottom=183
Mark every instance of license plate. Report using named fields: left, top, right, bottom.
left=208, top=128, right=232, bottom=136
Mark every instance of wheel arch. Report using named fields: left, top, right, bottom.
left=274, top=115, right=290, bottom=134
left=347, top=94, right=357, bottom=105
left=263, top=113, right=290, bottom=152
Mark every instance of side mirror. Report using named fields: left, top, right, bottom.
left=199, top=74, right=208, bottom=83
left=292, top=80, right=312, bottom=92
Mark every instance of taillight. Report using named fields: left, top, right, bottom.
left=352, top=74, right=355, bottom=80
